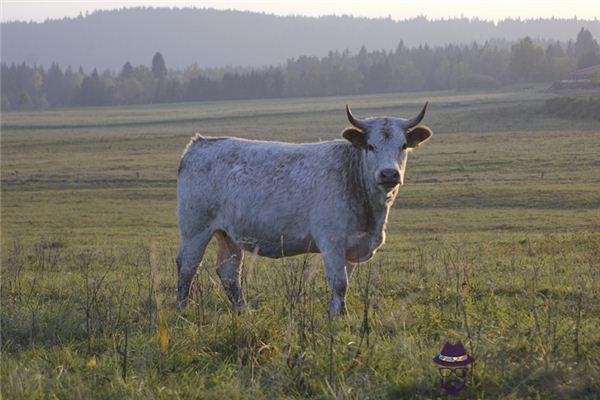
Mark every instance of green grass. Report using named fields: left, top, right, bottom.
left=2, top=86, right=600, bottom=399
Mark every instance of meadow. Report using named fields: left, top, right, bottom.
left=1, top=86, right=599, bottom=399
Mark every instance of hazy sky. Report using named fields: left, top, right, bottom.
left=1, top=0, right=599, bottom=23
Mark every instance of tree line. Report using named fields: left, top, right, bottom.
left=2, top=28, right=599, bottom=111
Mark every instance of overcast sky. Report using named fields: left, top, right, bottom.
left=2, top=0, right=599, bottom=23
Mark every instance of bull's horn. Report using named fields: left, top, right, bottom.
left=346, top=104, right=366, bottom=129
left=405, top=102, right=428, bottom=129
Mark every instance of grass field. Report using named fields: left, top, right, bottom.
left=2, top=86, right=599, bottom=399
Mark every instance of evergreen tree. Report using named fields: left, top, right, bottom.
left=121, top=61, right=134, bottom=78
left=574, top=28, right=600, bottom=68
left=79, top=68, right=106, bottom=105
left=44, top=62, right=68, bottom=107
left=151, top=52, right=167, bottom=79
left=574, top=28, right=599, bottom=57
left=546, top=43, right=565, bottom=60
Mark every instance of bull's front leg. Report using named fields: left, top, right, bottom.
left=319, top=243, right=349, bottom=316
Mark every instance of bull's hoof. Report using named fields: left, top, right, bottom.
left=232, top=298, right=247, bottom=315
left=328, top=300, right=348, bottom=317
left=177, top=287, right=190, bottom=309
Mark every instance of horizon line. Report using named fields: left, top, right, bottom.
left=2, top=5, right=599, bottom=25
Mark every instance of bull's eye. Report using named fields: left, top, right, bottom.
left=367, top=144, right=375, bottom=152
left=401, top=143, right=407, bottom=151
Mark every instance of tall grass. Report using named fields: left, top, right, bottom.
left=2, top=233, right=598, bottom=398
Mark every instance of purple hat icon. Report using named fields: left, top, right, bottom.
left=433, top=342, right=474, bottom=367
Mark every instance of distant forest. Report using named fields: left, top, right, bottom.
left=2, top=28, right=599, bottom=111
left=2, top=8, right=600, bottom=70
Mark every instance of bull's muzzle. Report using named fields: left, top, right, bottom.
left=378, top=169, right=401, bottom=190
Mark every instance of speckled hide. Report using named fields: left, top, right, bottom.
left=176, top=106, right=433, bottom=316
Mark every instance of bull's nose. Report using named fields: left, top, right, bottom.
left=379, top=169, right=400, bottom=182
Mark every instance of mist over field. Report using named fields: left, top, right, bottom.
left=3, top=13, right=600, bottom=112
left=2, top=7, right=600, bottom=69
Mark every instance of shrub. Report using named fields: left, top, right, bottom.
left=544, top=96, right=600, bottom=120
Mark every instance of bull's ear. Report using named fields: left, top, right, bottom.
left=406, top=125, right=433, bottom=148
left=342, top=128, right=367, bottom=149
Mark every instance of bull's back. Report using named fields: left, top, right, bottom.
left=179, top=135, right=329, bottom=198
left=177, top=136, right=342, bottom=253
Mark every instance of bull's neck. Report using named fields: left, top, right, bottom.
left=346, top=146, right=395, bottom=233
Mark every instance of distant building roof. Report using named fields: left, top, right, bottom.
left=570, top=64, right=600, bottom=79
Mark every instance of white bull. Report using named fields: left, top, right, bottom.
left=176, top=104, right=433, bottom=315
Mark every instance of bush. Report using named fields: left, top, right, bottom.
left=544, top=96, right=600, bottom=120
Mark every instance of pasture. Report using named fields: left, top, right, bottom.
left=1, top=86, right=599, bottom=399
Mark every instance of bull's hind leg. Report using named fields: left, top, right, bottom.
left=214, top=231, right=246, bottom=313
left=177, top=229, right=213, bottom=304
